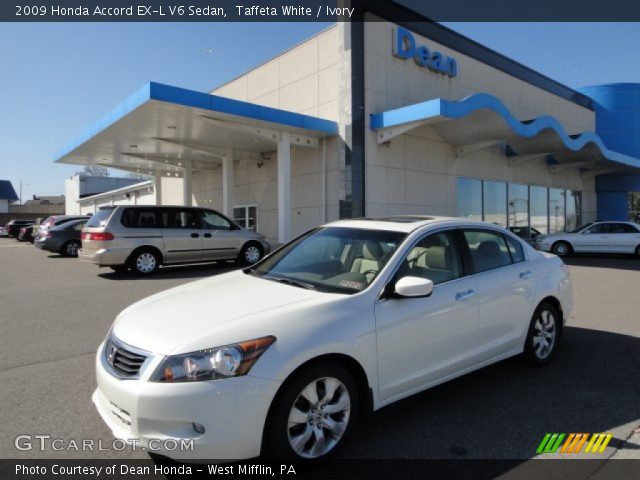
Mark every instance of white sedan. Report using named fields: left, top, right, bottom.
left=92, top=216, right=572, bottom=461
left=535, top=221, right=640, bottom=257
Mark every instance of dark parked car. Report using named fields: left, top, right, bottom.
left=35, top=218, right=87, bottom=256
left=5, top=220, right=34, bottom=238
left=17, top=225, right=35, bottom=242
left=35, top=215, right=89, bottom=241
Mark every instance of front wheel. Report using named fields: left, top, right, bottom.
left=238, top=242, right=264, bottom=266
left=263, top=362, right=358, bottom=461
left=523, top=302, right=560, bottom=366
left=551, top=241, right=571, bottom=257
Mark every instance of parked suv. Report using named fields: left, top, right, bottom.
left=79, top=206, right=271, bottom=274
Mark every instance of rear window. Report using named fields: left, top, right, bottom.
left=86, top=208, right=115, bottom=228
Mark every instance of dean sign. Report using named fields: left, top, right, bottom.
left=393, top=26, right=458, bottom=78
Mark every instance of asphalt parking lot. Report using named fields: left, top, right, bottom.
left=1, top=238, right=639, bottom=467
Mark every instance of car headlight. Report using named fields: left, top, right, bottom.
left=151, top=336, right=276, bottom=383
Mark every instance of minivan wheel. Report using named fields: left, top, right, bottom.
left=238, top=242, right=264, bottom=265
left=263, top=362, right=358, bottom=461
left=130, top=249, right=159, bottom=275
left=62, top=240, right=81, bottom=257
left=551, top=241, right=571, bottom=257
left=523, top=302, right=560, bottom=366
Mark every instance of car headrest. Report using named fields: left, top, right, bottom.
left=362, top=241, right=383, bottom=260
left=424, top=246, right=448, bottom=270
left=477, top=240, right=501, bottom=258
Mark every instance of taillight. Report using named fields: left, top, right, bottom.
left=81, top=232, right=114, bottom=241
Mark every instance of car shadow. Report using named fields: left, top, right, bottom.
left=97, top=261, right=238, bottom=281
left=563, top=254, right=640, bottom=271
left=340, top=326, right=640, bottom=461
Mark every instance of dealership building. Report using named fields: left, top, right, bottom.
left=55, top=11, right=640, bottom=243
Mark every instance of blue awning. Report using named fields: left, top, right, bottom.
left=370, top=93, right=640, bottom=174
left=55, top=82, right=337, bottom=175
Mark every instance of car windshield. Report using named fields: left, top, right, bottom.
left=248, top=227, right=406, bottom=294
left=568, top=222, right=594, bottom=233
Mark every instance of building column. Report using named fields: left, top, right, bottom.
left=277, top=131, right=291, bottom=243
left=182, top=159, right=192, bottom=206
left=222, top=147, right=234, bottom=217
left=154, top=172, right=163, bottom=206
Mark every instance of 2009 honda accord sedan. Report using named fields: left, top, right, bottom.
left=92, top=216, right=572, bottom=461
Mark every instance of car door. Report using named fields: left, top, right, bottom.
left=461, top=229, right=536, bottom=363
left=374, top=230, right=479, bottom=402
left=199, top=209, right=243, bottom=261
left=160, top=208, right=203, bottom=264
left=609, top=223, right=640, bottom=253
left=573, top=223, right=612, bottom=252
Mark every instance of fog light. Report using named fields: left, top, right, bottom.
left=192, top=422, right=205, bottom=434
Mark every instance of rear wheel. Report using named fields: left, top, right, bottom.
left=129, top=249, right=160, bottom=275
left=61, top=240, right=81, bottom=257
left=238, top=242, right=264, bottom=266
left=263, top=362, right=358, bottom=461
left=551, top=241, right=571, bottom=257
left=523, top=301, right=560, bottom=366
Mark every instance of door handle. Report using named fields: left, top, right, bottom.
left=455, top=289, right=476, bottom=302
left=190, top=233, right=200, bottom=238
left=203, top=233, right=212, bottom=238
left=519, top=270, right=533, bottom=280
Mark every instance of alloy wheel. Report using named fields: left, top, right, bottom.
left=66, top=241, right=80, bottom=256
left=287, top=377, right=351, bottom=459
left=553, top=242, right=568, bottom=256
left=533, top=309, right=556, bottom=359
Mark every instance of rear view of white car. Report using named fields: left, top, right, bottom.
left=92, top=216, right=572, bottom=461
left=535, top=221, right=640, bottom=256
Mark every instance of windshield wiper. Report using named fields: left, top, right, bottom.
left=262, top=275, right=316, bottom=290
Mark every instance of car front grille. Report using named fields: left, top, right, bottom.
left=104, top=338, right=148, bottom=378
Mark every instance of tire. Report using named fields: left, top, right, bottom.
left=551, top=241, right=571, bottom=257
left=635, top=245, right=640, bottom=258
left=129, top=249, right=160, bottom=275
left=263, top=362, right=359, bottom=461
left=238, top=242, right=264, bottom=266
left=523, top=301, right=561, bottom=366
left=61, top=240, right=81, bottom=257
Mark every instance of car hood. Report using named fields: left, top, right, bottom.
left=111, top=270, right=328, bottom=354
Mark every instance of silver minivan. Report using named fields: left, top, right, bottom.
left=79, top=206, right=271, bottom=274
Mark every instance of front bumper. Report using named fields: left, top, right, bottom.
left=534, top=242, right=552, bottom=252
left=93, top=342, right=280, bottom=461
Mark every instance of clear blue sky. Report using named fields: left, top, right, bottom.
left=1, top=22, right=639, bottom=199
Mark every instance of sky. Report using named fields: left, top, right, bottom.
left=1, top=22, right=640, bottom=199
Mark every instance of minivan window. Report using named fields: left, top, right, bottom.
left=86, top=209, right=115, bottom=228
left=200, top=210, right=231, bottom=230
left=121, top=209, right=160, bottom=228
left=463, top=230, right=512, bottom=273
left=163, top=209, right=199, bottom=229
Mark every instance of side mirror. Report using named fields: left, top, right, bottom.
left=394, top=276, right=434, bottom=298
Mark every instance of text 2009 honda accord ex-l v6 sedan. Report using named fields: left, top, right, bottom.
left=92, top=216, right=572, bottom=461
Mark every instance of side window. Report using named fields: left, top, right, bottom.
left=399, top=231, right=463, bottom=285
left=121, top=209, right=160, bottom=228
left=611, top=223, right=638, bottom=233
left=504, top=235, right=525, bottom=263
left=586, top=223, right=611, bottom=234
left=200, top=210, right=231, bottom=230
left=72, top=222, right=85, bottom=232
left=463, top=229, right=512, bottom=273
left=164, top=209, right=199, bottom=229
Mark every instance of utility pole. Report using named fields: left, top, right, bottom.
left=19, top=181, right=29, bottom=205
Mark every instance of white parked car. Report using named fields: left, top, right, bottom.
left=93, top=216, right=572, bottom=461
left=535, top=221, right=640, bottom=257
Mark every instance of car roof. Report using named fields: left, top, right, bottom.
left=324, top=215, right=492, bottom=233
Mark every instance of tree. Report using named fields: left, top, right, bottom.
left=77, top=165, right=110, bottom=176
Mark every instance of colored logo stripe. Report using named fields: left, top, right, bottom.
left=538, top=433, right=612, bottom=454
